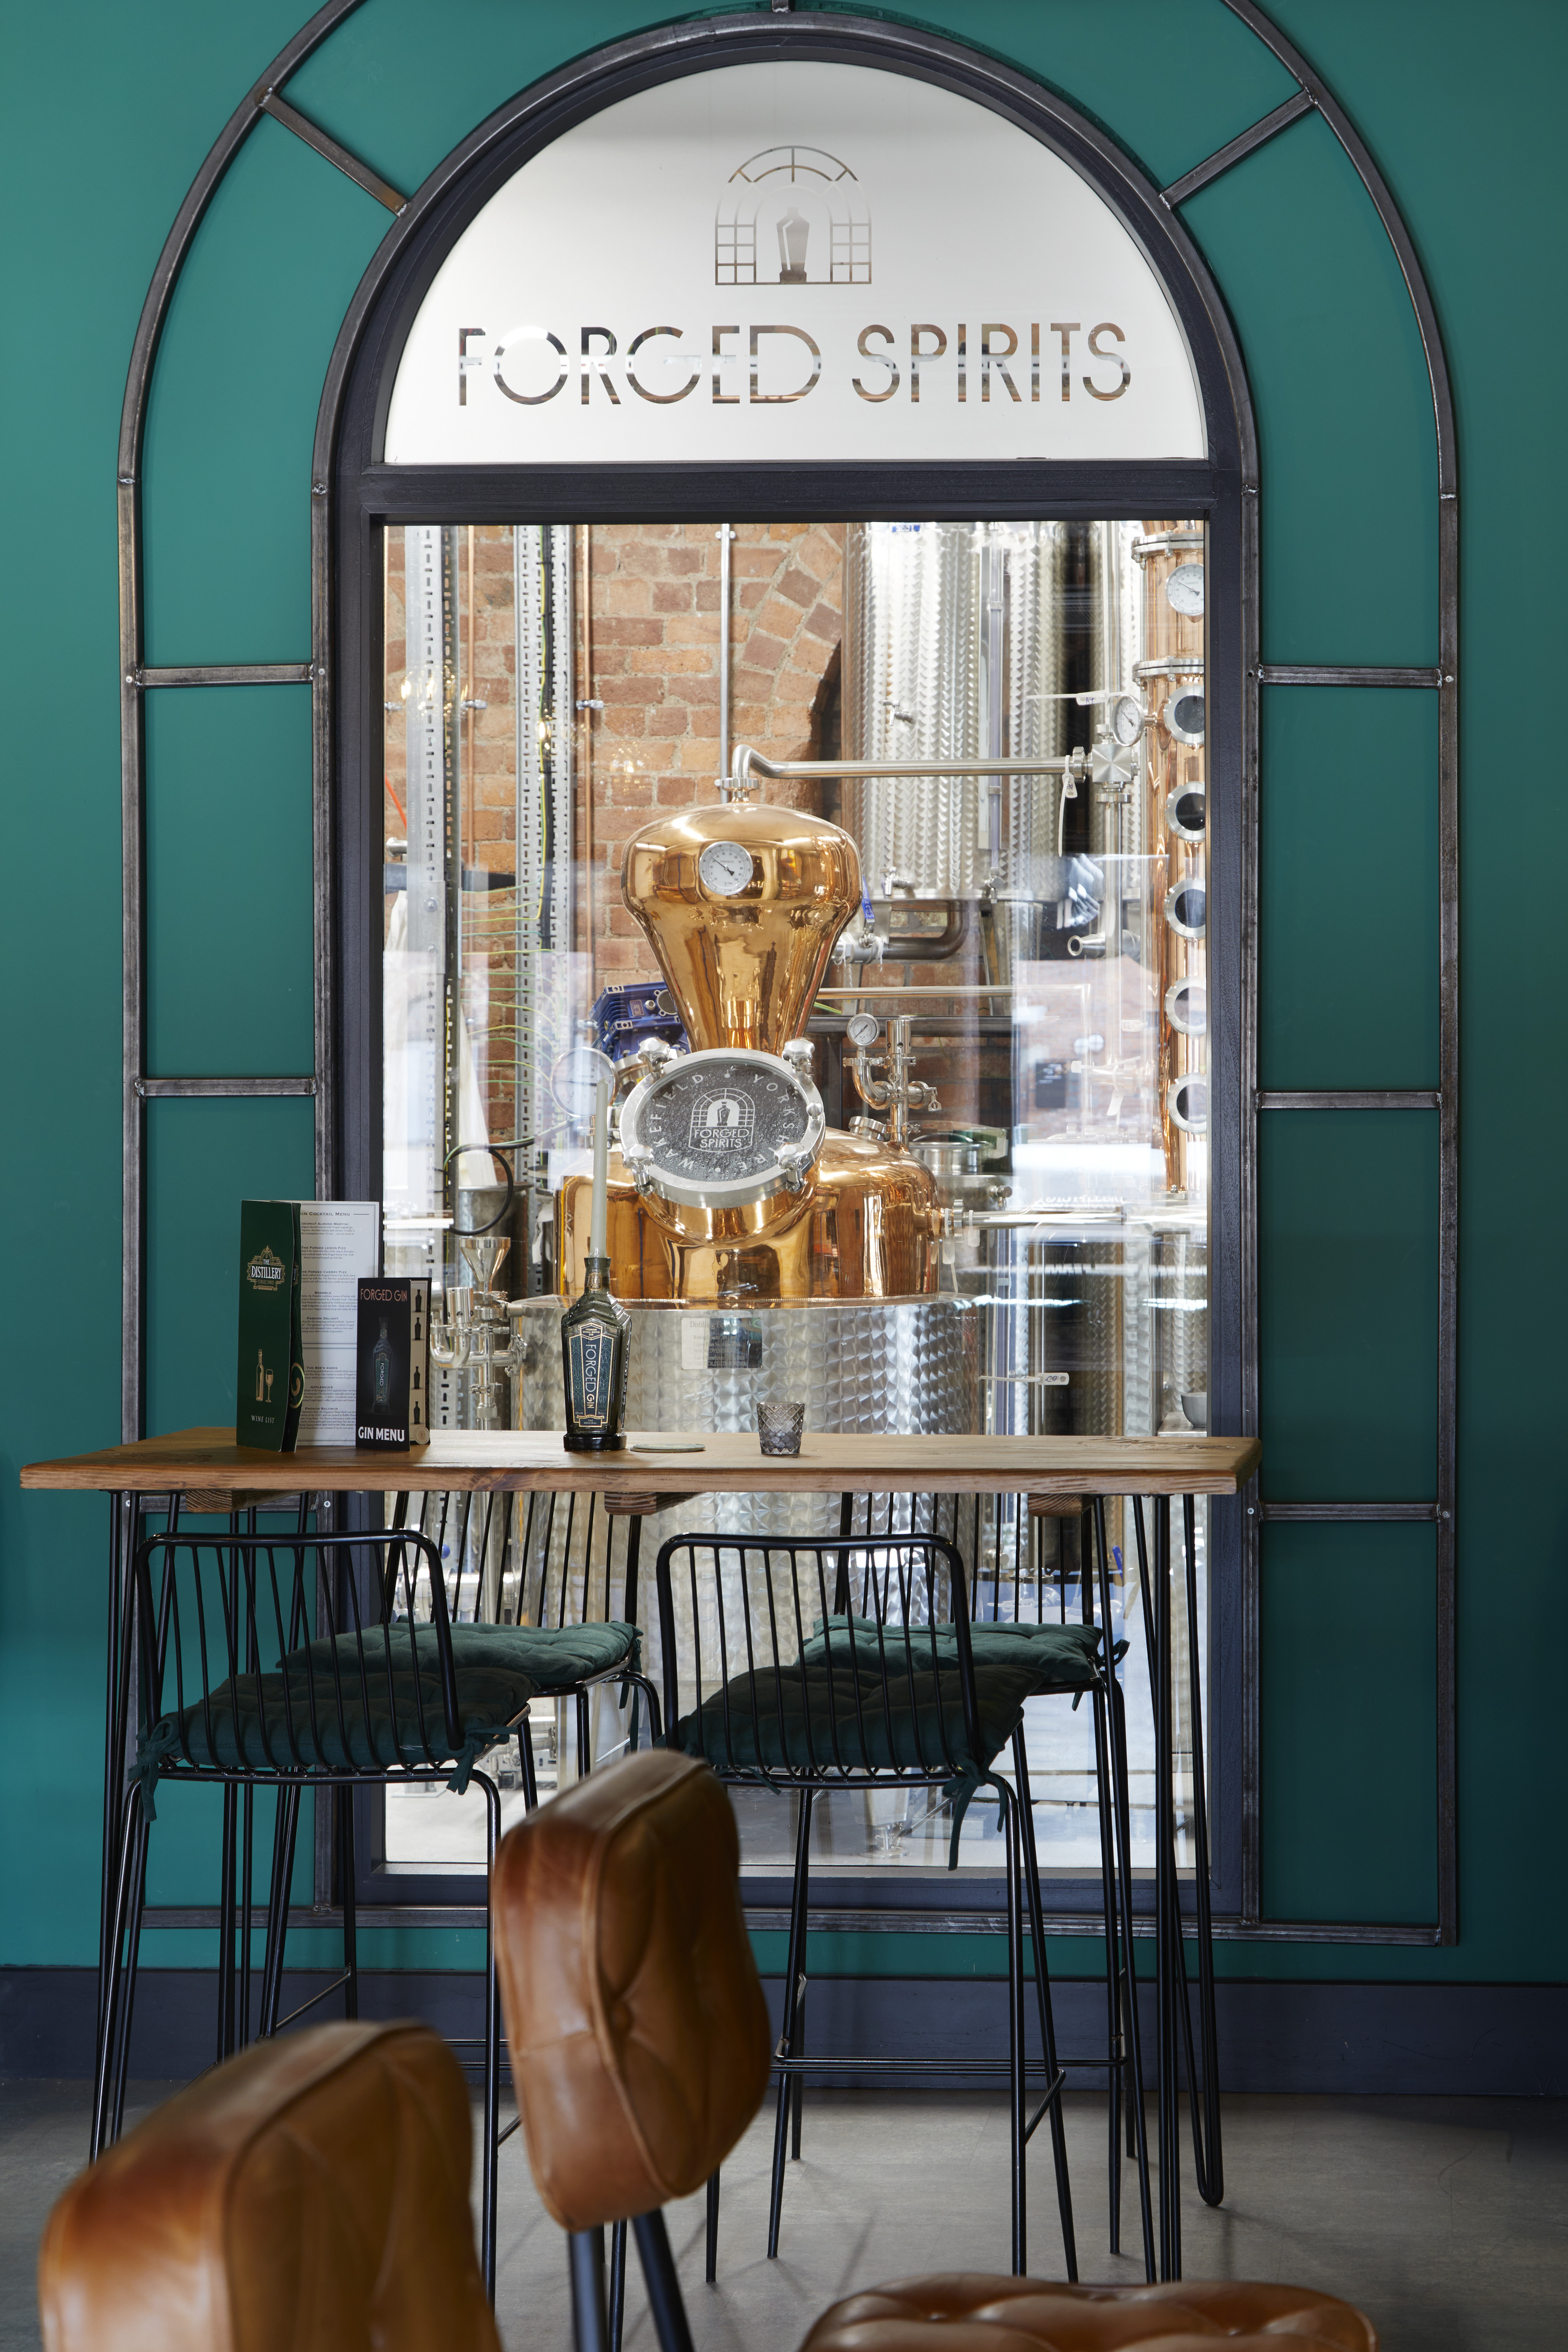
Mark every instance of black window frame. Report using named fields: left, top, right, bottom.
left=320, top=13, right=1258, bottom=1936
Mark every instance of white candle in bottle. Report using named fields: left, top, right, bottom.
left=588, top=1073, right=611, bottom=1261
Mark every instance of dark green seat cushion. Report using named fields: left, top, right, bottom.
left=803, top=1613, right=1105, bottom=1692
left=667, top=1641, right=1044, bottom=1785
left=496, top=1619, right=639, bottom=1692
left=666, top=1615, right=1110, bottom=1867
left=135, top=1622, right=539, bottom=1813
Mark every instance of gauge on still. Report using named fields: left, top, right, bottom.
left=1110, top=693, right=1148, bottom=747
left=550, top=1042, right=616, bottom=1122
left=697, top=839, right=754, bottom=897
left=1164, top=562, right=1205, bottom=617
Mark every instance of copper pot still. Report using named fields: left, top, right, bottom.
left=556, top=796, right=942, bottom=1305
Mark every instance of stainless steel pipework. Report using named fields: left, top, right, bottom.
left=725, top=741, right=1087, bottom=800
left=847, top=1013, right=941, bottom=1150
left=716, top=525, right=734, bottom=782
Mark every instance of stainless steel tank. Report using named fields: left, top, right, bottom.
left=510, top=1294, right=979, bottom=1694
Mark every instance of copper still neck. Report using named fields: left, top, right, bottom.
left=620, top=800, right=860, bottom=1053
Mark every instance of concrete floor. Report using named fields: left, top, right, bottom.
left=5, top=2082, right=1566, bottom=2352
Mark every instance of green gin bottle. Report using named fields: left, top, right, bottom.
left=561, top=1255, right=629, bottom=1452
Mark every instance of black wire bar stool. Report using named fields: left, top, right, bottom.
left=94, top=1523, right=532, bottom=2294
left=655, top=1528, right=1081, bottom=2281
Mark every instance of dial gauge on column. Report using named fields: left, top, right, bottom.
left=1165, top=562, right=1205, bottom=617
left=618, top=1047, right=826, bottom=1210
left=1110, top=694, right=1147, bottom=747
left=697, top=839, right=754, bottom=897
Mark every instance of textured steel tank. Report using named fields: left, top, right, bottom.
left=512, top=1295, right=979, bottom=1693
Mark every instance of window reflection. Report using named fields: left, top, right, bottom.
left=379, top=518, right=1208, bottom=1883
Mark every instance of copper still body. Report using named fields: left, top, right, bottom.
left=557, top=797, right=943, bottom=1302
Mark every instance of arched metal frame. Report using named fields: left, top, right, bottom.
left=116, top=1, right=1458, bottom=1947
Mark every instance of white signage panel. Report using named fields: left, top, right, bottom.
left=384, top=62, right=1206, bottom=465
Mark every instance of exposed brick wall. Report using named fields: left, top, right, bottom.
left=383, top=520, right=845, bottom=1139
left=587, top=521, right=844, bottom=981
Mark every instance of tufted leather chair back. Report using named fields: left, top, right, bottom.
left=491, top=1747, right=772, bottom=2230
left=38, top=2021, right=499, bottom=2352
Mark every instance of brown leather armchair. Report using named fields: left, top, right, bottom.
left=491, top=1748, right=1379, bottom=2352
left=38, top=2020, right=499, bottom=2352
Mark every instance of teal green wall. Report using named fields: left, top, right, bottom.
left=4, top=0, right=1563, bottom=1997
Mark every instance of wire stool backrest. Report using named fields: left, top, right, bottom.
left=653, top=1532, right=983, bottom=1784
left=391, top=1486, right=640, bottom=1635
left=132, top=1527, right=468, bottom=1776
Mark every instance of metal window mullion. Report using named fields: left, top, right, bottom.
left=1212, top=0, right=1460, bottom=1946
left=117, top=0, right=375, bottom=1437
left=1160, top=89, right=1315, bottom=207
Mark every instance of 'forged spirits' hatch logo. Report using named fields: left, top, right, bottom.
left=716, top=146, right=870, bottom=286
left=689, top=1090, right=755, bottom=1152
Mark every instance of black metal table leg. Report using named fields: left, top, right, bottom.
left=1154, top=1495, right=1180, bottom=2277
left=97, top=1490, right=138, bottom=2059
left=1181, top=1492, right=1223, bottom=2204
left=1091, top=1501, right=1155, bottom=2281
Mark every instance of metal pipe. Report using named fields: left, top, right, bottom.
left=580, top=524, right=594, bottom=958
left=717, top=525, right=733, bottom=781
left=816, top=983, right=1014, bottom=999
left=732, top=743, right=1080, bottom=792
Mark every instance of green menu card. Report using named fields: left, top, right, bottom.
left=237, top=1200, right=304, bottom=1451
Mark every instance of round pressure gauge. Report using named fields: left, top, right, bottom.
left=1167, top=1075, right=1210, bottom=1135
left=1165, top=875, right=1207, bottom=940
left=549, top=1043, right=616, bottom=1121
left=1164, top=688, right=1205, bottom=747
left=698, top=839, right=754, bottom=897
left=1165, top=562, right=1206, bottom=617
left=846, top=1013, right=881, bottom=1048
left=618, top=1047, right=826, bottom=1212
left=1110, top=694, right=1147, bottom=747
left=1166, top=783, right=1207, bottom=844
left=1165, top=977, right=1208, bottom=1036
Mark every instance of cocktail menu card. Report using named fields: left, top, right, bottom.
left=237, top=1201, right=304, bottom=1451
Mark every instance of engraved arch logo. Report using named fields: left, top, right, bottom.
left=716, top=146, right=870, bottom=286
left=689, top=1089, right=756, bottom=1152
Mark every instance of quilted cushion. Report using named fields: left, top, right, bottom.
left=667, top=1645, right=1044, bottom=1783
left=800, top=2275, right=1377, bottom=2352
left=135, top=1622, right=535, bottom=1807
left=496, top=1619, right=639, bottom=1691
left=805, top=1614, right=1105, bottom=1692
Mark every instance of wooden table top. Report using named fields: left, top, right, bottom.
left=22, top=1425, right=1260, bottom=1501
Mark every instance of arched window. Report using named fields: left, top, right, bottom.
left=119, top=7, right=1455, bottom=1949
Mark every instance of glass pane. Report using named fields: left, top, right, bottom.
left=378, top=519, right=1209, bottom=1883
